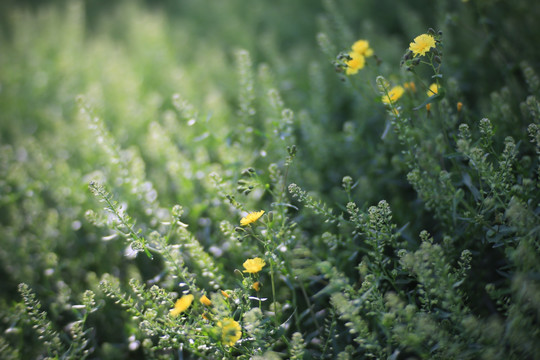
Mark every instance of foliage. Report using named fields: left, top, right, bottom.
left=1, top=0, right=539, bottom=358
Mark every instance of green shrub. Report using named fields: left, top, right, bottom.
left=0, top=0, right=539, bottom=358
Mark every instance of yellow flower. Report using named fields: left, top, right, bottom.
left=221, top=290, right=230, bottom=298
left=252, top=281, right=261, bottom=291
left=170, top=294, right=194, bottom=317
left=426, top=103, right=432, bottom=112
left=200, top=295, right=212, bottom=306
left=427, top=83, right=439, bottom=96
left=345, top=52, right=365, bottom=75
left=381, top=85, right=405, bottom=105
left=457, top=101, right=463, bottom=112
left=240, top=210, right=265, bottom=226
left=409, top=34, right=435, bottom=57
left=403, top=81, right=416, bottom=92
left=351, top=40, right=374, bottom=57
left=243, top=257, right=266, bottom=273
left=217, top=318, right=242, bottom=346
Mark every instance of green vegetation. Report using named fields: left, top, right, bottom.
left=1, top=0, right=539, bottom=358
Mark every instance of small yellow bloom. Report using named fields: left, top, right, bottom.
left=345, top=52, right=365, bottom=75
left=221, top=290, right=230, bottom=298
left=351, top=40, right=374, bottom=57
left=427, top=83, right=439, bottom=96
left=457, top=101, right=463, bottom=112
left=243, top=257, right=266, bottom=273
left=200, top=295, right=212, bottom=306
left=202, top=313, right=209, bottom=321
left=426, top=103, right=432, bottom=112
left=217, top=318, right=242, bottom=346
left=252, top=281, right=261, bottom=291
left=240, top=210, right=265, bottom=226
left=409, top=34, right=436, bottom=57
left=403, top=81, right=416, bottom=92
left=170, top=294, right=194, bottom=317
left=381, top=86, right=405, bottom=105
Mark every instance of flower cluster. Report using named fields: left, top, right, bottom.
left=381, top=85, right=405, bottom=105
left=345, top=53, right=366, bottom=75
left=166, top=255, right=265, bottom=347
left=200, top=295, right=212, bottom=306
left=345, top=39, right=374, bottom=75
left=427, top=83, right=439, bottom=96
left=240, top=210, right=265, bottom=226
left=243, top=257, right=266, bottom=273
left=217, top=318, right=242, bottom=346
left=402, top=30, right=442, bottom=76
left=170, top=294, right=194, bottom=317
left=409, top=34, right=436, bottom=57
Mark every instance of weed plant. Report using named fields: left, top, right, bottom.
left=0, top=0, right=539, bottom=359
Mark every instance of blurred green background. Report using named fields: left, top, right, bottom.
left=1, top=0, right=539, bottom=358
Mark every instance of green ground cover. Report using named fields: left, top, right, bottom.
left=0, top=0, right=539, bottom=358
